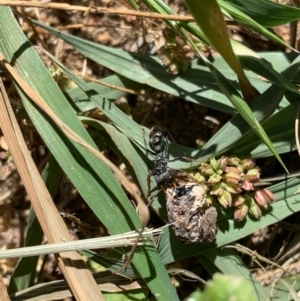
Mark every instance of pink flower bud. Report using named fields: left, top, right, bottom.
left=234, top=204, right=249, bottom=221
left=254, top=189, right=275, bottom=209
left=217, top=156, right=228, bottom=170
left=223, top=171, right=241, bottom=185
left=233, top=195, right=246, bottom=207
left=224, top=166, right=242, bottom=175
left=241, top=159, right=256, bottom=171
left=227, top=156, right=241, bottom=166
left=241, top=181, right=254, bottom=191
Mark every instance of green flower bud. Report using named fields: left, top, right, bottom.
left=227, top=156, right=241, bottom=166
left=200, top=163, right=215, bottom=176
left=205, top=193, right=217, bottom=207
left=210, top=183, right=223, bottom=196
left=190, top=172, right=206, bottom=183
left=249, top=199, right=262, bottom=219
left=208, top=173, right=222, bottom=184
left=245, top=168, right=261, bottom=183
left=223, top=182, right=242, bottom=194
left=218, top=190, right=232, bottom=208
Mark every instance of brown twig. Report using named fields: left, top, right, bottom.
left=0, top=1, right=194, bottom=21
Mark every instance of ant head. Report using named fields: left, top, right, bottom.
left=149, top=126, right=165, bottom=148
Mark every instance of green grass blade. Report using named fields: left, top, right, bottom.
left=185, top=0, right=259, bottom=101
left=236, top=52, right=299, bottom=94
left=219, top=0, right=295, bottom=50
left=231, top=100, right=299, bottom=158
left=268, top=275, right=300, bottom=301
left=0, top=8, right=178, bottom=300
left=32, top=19, right=239, bottom=114
left=47, top=53, right=169, bottom=217
left=33, top=19, right=292, bottom=115
left=65, top=75, right=147, bottom=113
left=206, top=64, right=287, bottom=171
left=40, top=53, right=178, bottom=301
left=223, top=0, right=300, bottom=27
left=80, top=118, right=149, bottom=195
left=196, top=57, right=300, bottom=162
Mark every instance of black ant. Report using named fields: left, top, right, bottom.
left=145, top=126, right=196, bottom=198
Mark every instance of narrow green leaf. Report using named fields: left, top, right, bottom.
left=207, top=64, right=287, bottom=171
left=32, top=19, right=239, bottom=114
left=81, top=250, right=137, bottom=279
left=230, top=100, right=298, bottom=158
left=236, top=52, right=299, bottom=94
left=219, top=0, right=295, bottom=50
left=195, top=56, right=300, bottom=164
left=65, top=74, right=147, bottom=113
left=0, top=8, right=178, bottom=300
left=268, top=276, right=300, bottom=301
left=80, top=118, right=149, bottom=195
left=185, top=0, right=259, bottom=101
left=40, top=51, right=179, bottom=301
left=0, top=8, right=138, bottom=234
left=223, top=0, right=300, bottom=27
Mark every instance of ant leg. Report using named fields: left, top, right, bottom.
left=170, top=169, right=202, bottom=185
left=181, top=156, right=195, bottom=162
left=146, top=170, right=155, bottom=197
left=147, top=187, right=163, bottom=207
left=169, top=156, right=195, bottom=163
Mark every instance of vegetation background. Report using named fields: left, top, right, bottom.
left=0, top=0, right=300, bottom=300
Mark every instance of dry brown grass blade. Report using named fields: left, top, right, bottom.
left=0, top=78, right=105, bottom=301
left=0, top=275, right=11, bottom=301
left=80, top=74, right=145, bottom=96
left=0, top=1, right=194, bottom=21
